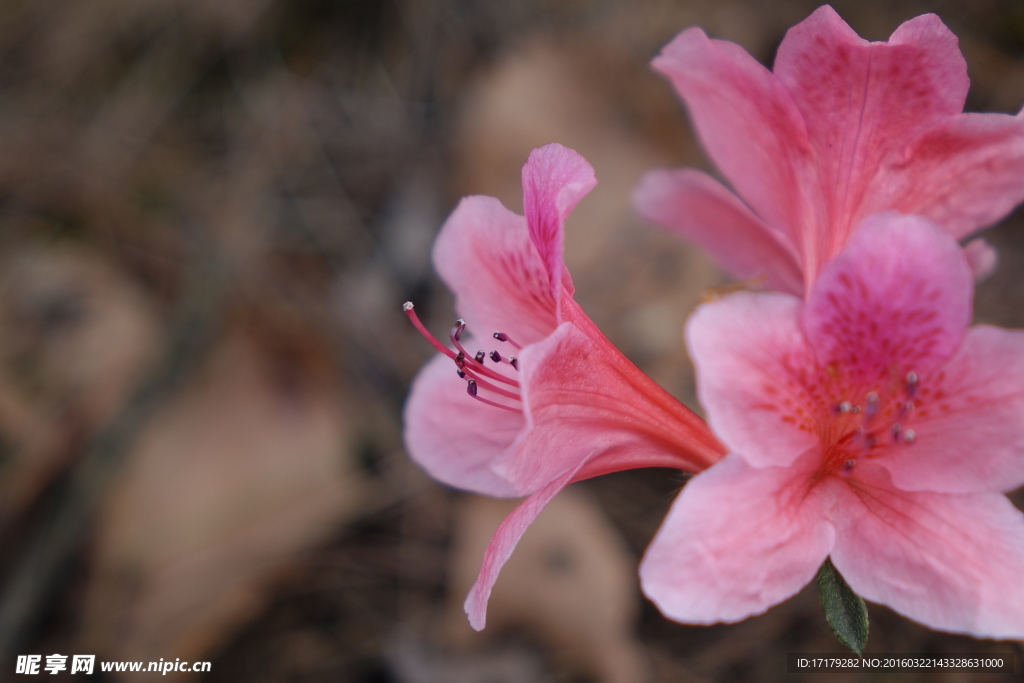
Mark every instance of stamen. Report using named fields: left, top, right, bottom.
left=837, top=401, right=852, bottom=414
left=903, top=429, right=916, bottom=444
left=905, top=370, right=918, bottom=398
left=843, top=459, right=856, bottom=472
left=467, top=378, right=477, bottom=396
left=490, top=350, right=501, bottom=363
left=404, top=303, right=519, bottom=388
left=404, top=302, right=460, bottom=361
left=460, top=366, right=522, bottom=400
left=493, top=331, right=523, bottom=350
left=890, top=423, right=901, bottom=441
left=457, top=369, right=466, bottom=379
left=465, top=382, right=520, bottom=412
left=474, top=350, right=486, bottom=363
left=509, top=356, right=519, bottom=371
left=851, top=405, right=861, bottom=414
left=452, top=319, right=466, bottom=342
left=864, top=392, right=879, bottom=419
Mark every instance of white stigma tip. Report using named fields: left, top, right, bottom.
left=403, top=301, right=414, bottom=311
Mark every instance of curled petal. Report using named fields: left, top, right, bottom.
left=464, top=465, right=579, bottom=630
left=803, top=213, right=973, bottom=380
left=633, top=168, right=803, bottom=295
left=494, top=314, right=725, bottom=495
left=522, top=143, right=597, bottom=308
left=404, top=351, right=520, bottom=497
left=641, top=451, right=834, bottom=624
left=831, top=465, right=1024, bottom=638
left=433, top=196, right=557, bottom=349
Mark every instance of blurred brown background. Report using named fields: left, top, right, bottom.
left=0, top=0, right=1022, bottom=681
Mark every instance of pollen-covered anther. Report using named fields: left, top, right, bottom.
left=490, top=350, right=501, bottom=363
left=903, top=429, right=917, bottom=444
left=475, top=350, right=486, bottom=363
left=837, top=401, right=852, bottom=413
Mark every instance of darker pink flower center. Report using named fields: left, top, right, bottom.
left=403, top=302, right=523, bottom=413
left=815, top=368, right=922, bottom=476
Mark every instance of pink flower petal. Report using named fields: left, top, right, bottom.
left=774, top=9, right=968, bottom=255
left=874, top=113, right=1024, bottom=240
left=521, top=143, right=598, bottom=307
left=963, top=237, right=999, bottom=282
left=433, top=195, right=558, bottom=349
left=403, top=350, right=520, bottom=497
left=803, top=213, right=973, bottom=382
left=880, top=325, right=1024, bottom=494
left=494, top=315, right=725, bottom=494
left=464, top=465, right=580, bottom=631
left=640, top=451, right=834, bottom=624
left=831, top=465, right=1024, bottom=638
left=686, top=292, right=818, bottom=469
left=652, top=26, right=817, bottom=248
left=633, top=168, right=804, bottom=295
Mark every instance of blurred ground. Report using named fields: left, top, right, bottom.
left=0, top=0, right=1022, bottom=681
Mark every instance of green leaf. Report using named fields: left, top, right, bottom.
left=816, top=558, right=869, bottom=655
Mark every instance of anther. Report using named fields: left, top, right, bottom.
left=452, top=319, right=466, bottom=342
left=905, top=370, right=919, bottom=398
left=455, top=351, right=466, bottom=369
left=903, top=429, right=916, bottom=444
left=492, top=331, right=522, bottom=350
left=865, top=391, right=879, bottom=419
left=474, top=350, right=486, bottom=364
left=851, top=405, right=861, bottom=414
left=843, top=459, right=856, bottom=472
left=403, top=301, right=414, bottom=312
left=838, top=401, right=852, bottom=413
left=490, top=350, right=501, bottom=363
left=467, top=379, right=478, bottom=396
left=457, top=369, right=466, bottom=379
left=509, top=357, right=518, bottom=371
left=891, top=423, right=901, bottom=440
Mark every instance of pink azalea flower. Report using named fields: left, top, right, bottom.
left=634, top=5, right=1024, bottom=296
left=641, top=211, right=1024, bottom=637
left=403, top=143, right=726, bottom=630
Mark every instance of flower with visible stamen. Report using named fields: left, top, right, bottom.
left=640, top=212, right=1024, bottom=638
left=403, top=143, right=726, bottom=630
left=634, top=5, right=1024, bottom=296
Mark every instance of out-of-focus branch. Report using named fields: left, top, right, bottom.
left=0, top=240, right=226, bottom=663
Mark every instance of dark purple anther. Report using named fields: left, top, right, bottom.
left=451, top=319, right=466, bottom=342
left=493, top=332, right=508, bottom=342
left=455, top=352, right=466, bottom=370
left=509, top=356, right=518, bottom=370
left=891, top=423, right=901, bottom=441
left=457, top=369, right=466, bottom=379
left=467, top=379, right=478, bottom=396
left=490, top=350, right=501, bottom=363
left=475, top=350, right=486, bottom=363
